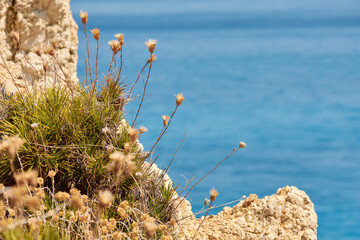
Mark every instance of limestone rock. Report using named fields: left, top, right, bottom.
left=175, top=186, right=318, bottom=240
left=0, top=0, right=78, bottom=93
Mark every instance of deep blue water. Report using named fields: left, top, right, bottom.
left=72, top=1, right=360, bottom=238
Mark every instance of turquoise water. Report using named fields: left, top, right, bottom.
left=73, top=1, right=360, bottom=238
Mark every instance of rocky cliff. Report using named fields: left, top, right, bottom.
left=174, top=186, right=317, bottom=240
left=0, top=0, right=78, bottom=92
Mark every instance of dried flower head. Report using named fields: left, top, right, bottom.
left=90, top=28, right=100, bottom=40
left=239, top=141, right=247, bottom=148
left=50, top=39, right=58, bottom=49
left=148, top=54, right=157, bottom=63
left=119, top=200, right=129, bottom=210
left=145, top=39, right=157, bottom=53
left=204, top=198, right=210, bottom=206
left=114, top=33, right=124, bottom=45
left=210, top=188, right=219, bottom=203
left=101, top=126, right=111, bottom=135
left=36, top=177, right=44, bottom=185
left=168, top=218, right=176, bottom=227
left=34, top=46, right=42, bottom=57
left=14, top=170, right=37, bottom=187
left=24, top=195, right=41, bottom=212
left=116, top=207, right=128, bottom=219
left=139, top=126, right=148, bottom=134
left=108, top=40, right=121, bottom=54
left=43, top=62, right=49, bottom=72
left=31, top=123, right=39, bottom=130
left=70, top=194, right=84, bottom=209
left=124, top=142, right=131, bottom=154
left=10, top=186, right=27, bottom=206
left=99, top=190, right=114, bottom=209
left=55, top=191, right=70, bottom=202
left=80, top=11, right=88, bottom=25
left=176, top=93, right=184, bottom=106
left=128, top=128, right=139, bottom=142
left=9, top=31, right=19, bottom=42
left=107, top=151, right=126, bottom=177
left=144, top=222, right=158, bottom=238
left=48, top=170, right=56, bottom=178
left=124, top=157, right=136, bottom=176
left=44, top=45, right=55, bottom=56
left=162, top=115, right=170, bottom=127
left=0, top=135, right=25, bottom=159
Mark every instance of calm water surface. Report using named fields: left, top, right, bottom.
left=72, top=1, right=360, bottom=238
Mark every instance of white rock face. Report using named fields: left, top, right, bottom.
left=0, top=0, right=78, bottom=93
left=174, top=186, right=318, bottom=240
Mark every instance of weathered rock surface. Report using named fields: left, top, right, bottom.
left=0, top=0, right=78, bottom=92
left=174, top=186, right=318, bottom=240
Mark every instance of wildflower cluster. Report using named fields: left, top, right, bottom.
left=0, top=10, right=247, bottom=240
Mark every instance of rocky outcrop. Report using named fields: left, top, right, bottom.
left=0, top=0, right=78, bottom=93
left=174, top=186, right=317, bottom=240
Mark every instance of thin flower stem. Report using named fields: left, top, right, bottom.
left=127, top=62, right=148, bottom=99
left=93, top=39, right=100, bottom=93
left=192, top=201, right=214, bottom=240
left=132, top=62, right=152, bottom=127
left=174, top=148, right=240, bottom=212
left=84, top=24, right=93, bottom=84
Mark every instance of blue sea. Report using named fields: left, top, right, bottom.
left=72, top=0, right=360, bottom=239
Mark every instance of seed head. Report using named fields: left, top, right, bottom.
left=9, top=31, right=19, bottom=43
left=31, top=123, right=39, bottom=130
left=25, top=195, right=41, bottom=212
left=139, top=126, right=148, bottom=134
left=99, top=190, right=114, bottom=209
left=34, top=46, right=42, bottom=57
left=43, top=62, right=49, bottom=72
left=168, top=218, right=176, bottom=227
left=36, top=177, right=44, bottom=185
left=70, top=194, right=84, bottom=209
left=90, top=28, right=100, bottom=40
left=145, top=39, right=157, bottom=53
left=239, top=141, right=247, bottom=148
left=204, top=198, right=210, bottom=206
left=101, top=126, right=111, bottom=135
left=124, top=142, right=131, bottom=154
left=14, top=170, right=37, bottom=187
left=48, top=170, right=56, bottom=178
left=0, top=135, right=25, bottom=159
left=210, top=188, right=219, bottom=203
left=144, top=222, right=158, bottom=238
left=128, top=128, right=139, bottom=142
left=107, top=151, right=126, bottom=177
left=124, top=157, right=136, bottom=176
left=176, top=93, right=184, bottom=106
left=55, top=192, right=70, bottom=202
left=44, top=45, right=55, bottom=56
left=50, top=39, right=58, bottom=49
left=162, top=115, right=170, bottom=127
left=147, top=54, right=157, bottom=63
left=116, top=207, right=128, bottom=219
left=114, top=33, right=124, bottom=45
left=108, top=40, right=121, bottom=54
left=79, top=11, right=88, bottom=25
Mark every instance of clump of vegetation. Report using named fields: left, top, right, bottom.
left=0, top=11, right=245, bottom=240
